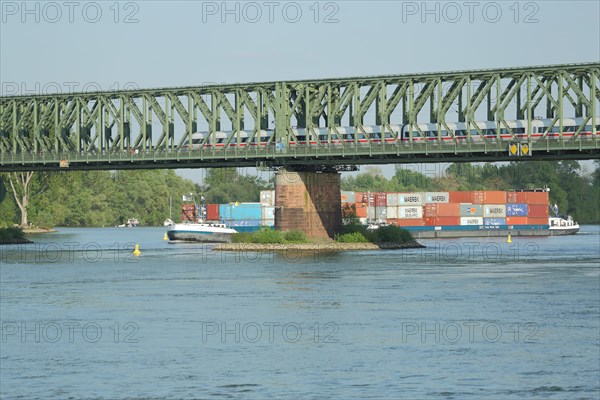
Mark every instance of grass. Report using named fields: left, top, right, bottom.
left=231, top=224, right=414, bottom=245
left=0, top=227, right=25, bottom=241
left=232, top=228, right=309, bottom=244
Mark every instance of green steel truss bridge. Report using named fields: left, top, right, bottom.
left=1, top=62, right=599, bottom=172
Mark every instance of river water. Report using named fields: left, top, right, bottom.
left=1, top=226, right=599, bottom=399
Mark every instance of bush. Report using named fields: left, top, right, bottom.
left=370, top=225, right=414, bottom=243
left=250, top=228, right=286, bottom=244
left=335, top=231, right=369, bottom=243
left=284, top=230, right=308, bottom=243
left=0, top=227, right=25, bottom=241
left=231, top=232, right=254, bottom=243
left=341, top=221, right=369, bottom=235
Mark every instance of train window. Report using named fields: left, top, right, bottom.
left=538, top=127, right=546, bottom=133
left=486, top=129, right=497, bottom=135
left=470, top=129, right=479, bottom=136
left=596, top=125, right=600, bottom=131
left=500, top=128, right=509, bottom=134
left=584, top=125, right=592, bottom=131
left=514, top=128, right=525, bottom=134
left=440, top=130, right=448, bottom=137
left=455, top=130, right=466, bottom=136
left=550, top=126, right=560, bottom=133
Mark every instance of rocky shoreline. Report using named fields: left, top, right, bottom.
left=214, top=241, right=425, bottom=252
left=23, top=227, right=57, bottom=234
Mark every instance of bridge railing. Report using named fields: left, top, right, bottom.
left=1, top=136, right=598, bottom=167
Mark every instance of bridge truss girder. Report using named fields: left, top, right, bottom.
left=0, top=62, right=599, bottom=170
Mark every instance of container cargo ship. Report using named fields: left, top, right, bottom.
left=174, top=189, right=578, bottom=240
left=343, top=189, right=579, bottom=238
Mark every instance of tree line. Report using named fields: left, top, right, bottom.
left=0, top=168, right=271, bottom=227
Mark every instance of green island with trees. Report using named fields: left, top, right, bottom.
left=1, top=160, right=598, bottom=236
left=224, top=222, right=422, bottom=249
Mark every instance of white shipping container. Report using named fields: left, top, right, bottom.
left=398, top=192, right=424, bottom=205
left=367, top=206, right=376, bottom=220
left=262, top=206, right=275, bottom=220
left=260, top=190, right=275, bottom=206
left=398, top=206, right=423, bottom=219
left=484, top=204, right=506, bottom=218
left=386, top=193, right=399, bottom=206
left=425, top=192, right=449, bottom=203
left=341, top=191, right=355, bottom=203
left=387, top=206, right=398, bottom=219
left=460, top=217, right=484, bottom=226
left=261, top=219, right=275, bottom=227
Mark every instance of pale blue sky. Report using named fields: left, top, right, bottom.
left=2, top=0, right=599, bottom=181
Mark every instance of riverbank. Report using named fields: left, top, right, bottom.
left=23, top=226, right=57, bottom=234
left=214, top=241, right=425, bottom=251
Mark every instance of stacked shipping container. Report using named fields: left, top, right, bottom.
left=340, top=190, right=549, bottom=228
left=184, top=189, right=550, bottom=230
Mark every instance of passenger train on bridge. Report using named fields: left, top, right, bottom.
left=181, top=117, right=600, bottom=148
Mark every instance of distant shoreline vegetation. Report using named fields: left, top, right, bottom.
left=0, top=227, right=32, bottom=245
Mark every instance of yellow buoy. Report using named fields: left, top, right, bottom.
left=163, top=232, right=168, bottom=241
left=133, top=244, right=141, bottom=256
left=506, top=234, right=512, bottom=244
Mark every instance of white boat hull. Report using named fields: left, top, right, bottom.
left=167, top=223, right=237, bottom=243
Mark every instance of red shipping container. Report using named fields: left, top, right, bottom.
left=449, top=191, right=473, bottom=203
left=424, top=203, right=460, bottom=217
left=182, top=210, right=195, bottom=222
left=507, top=192, right=529, bottom=203
left=355, top=192, right=374, bottom=205
left=424, top=217, right=461, bottom=226
left=483, top=191, right=507, bottom=203
left=388, top=218, right=425, bottom=227
left=355, top=205, right=368, bottom=218
left=206, top=204, right=219, bottom=221
left=527, top=217, right=549, bottom=225
left=506, top=216, right=528, bottom=225
left=472, top=191, right=485, bottom=204
left=527, top=191, right=549, bottom=204
left=374, top=193, right=387, bottom=207
left=528, top=204, right=549, bottom=218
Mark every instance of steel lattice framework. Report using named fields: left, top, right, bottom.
left=1, top=62, right=599, bottom=171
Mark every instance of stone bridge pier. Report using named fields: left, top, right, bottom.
left=274, top=167, right=343, bottom=240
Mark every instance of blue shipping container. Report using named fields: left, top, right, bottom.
left=483, top=218, right=506, bottom=226
left=219, top=204, right=230, bottom=220
left=506, top=203, right=528, bottom=216
left=220, top=219, right=261, bottom=227
left=219, top=203, right=262, bottom=220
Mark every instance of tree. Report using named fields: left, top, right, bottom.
left=201, top=168, right=269, bottom=204
left=6, top=172, right=35, bottom=227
